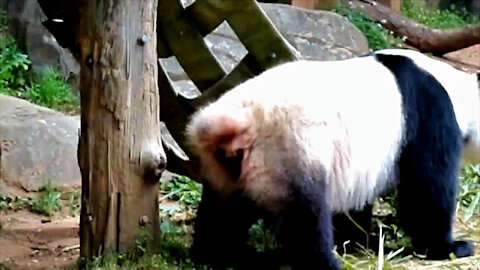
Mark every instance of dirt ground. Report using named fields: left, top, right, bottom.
left=0, top=210, right=79, bottom=269
left=1, top=206, right=479, bottom=270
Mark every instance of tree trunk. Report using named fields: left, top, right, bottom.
left=76, top=0, right=166, bottom=260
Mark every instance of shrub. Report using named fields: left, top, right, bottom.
left=402, top=0, right=480, bottom=29
left=335, top=6, right=403, bottom=50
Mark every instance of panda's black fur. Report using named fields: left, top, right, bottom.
left=186, top=49, right=479, bottom=269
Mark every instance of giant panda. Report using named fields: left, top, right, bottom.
left=186, top=49, right=480, bottom=269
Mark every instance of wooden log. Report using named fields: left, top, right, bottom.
left=349, top=0, right=480, bottom=54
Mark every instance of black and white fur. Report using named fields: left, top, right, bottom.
left=186, top=49, right=480, bottom=269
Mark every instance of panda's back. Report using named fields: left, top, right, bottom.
left=225, top=57, right=406, bottom=212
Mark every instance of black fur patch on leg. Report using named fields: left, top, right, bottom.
left=190, top=185, right=263, bottom=269
left=376, top=54, right=474, bottom=259
left=275, top=175, right=341, bottom=270
left=333, top=204, right=376, bottom=254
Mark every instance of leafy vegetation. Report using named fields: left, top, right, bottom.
left=0, top=184, right=81, bottom=217
left=335, top=6, right=403, bottom=50
left=31, top=183, right=62, bottom=216
left=0, top=263, right=12, bottom=270
left=402, top=0, right=480, bottom=28
left=23, top=68, right=78, bottom=111
left=458, top=163, right=480, bottom=222
left=247, top=219, right=278, bottom=253
left=52, top=166, right=480, bottom=269
left=0, top=194, right=32, bottom=211
left=66, top=189, right=82, bottom=217
left=74, top=222, right=212, bottom=270
left=335, top=1, right=479, bottom=51
left=160, top=175, right=203, bottom=206
left=0, top=10, right=78, bottom=112
left=0, top=36, right=31, bottom=96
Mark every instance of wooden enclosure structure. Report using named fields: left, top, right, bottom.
left=36, top=0, right=301, bottom=260
left=157, top=0, right=300, bottom=179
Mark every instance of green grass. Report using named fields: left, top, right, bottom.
left=66, top=189, right=81, bottom=217
left=160, top=175, right=203, bottom=206
left=23, top=68, right=79, bottom=112
left=71, top=167, right=480, bottom=269
left=335, top=6, right=403, bottom=50
left=73, top=222, right=213, bottom=270
left=0, top=194, right=32, bottom=211
left=0, top=184, right=81, bottom=217
left=0, top=9, right=79, bottom=113
left=31, top=183, right=62, bottom=216
left=335, top=1, right=479, bottom=51
left=458, top=163, right=480, bottom=222
left=402, top=0, right=480, bottom=29
left=0, top=36, right=31, bottom=95
left=0, top=263, right=12, bottom=270
left=247, top=219, right=278, bottom=253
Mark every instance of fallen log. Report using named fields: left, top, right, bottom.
left=349, top=0, right=480, bottom=55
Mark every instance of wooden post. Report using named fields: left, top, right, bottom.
left=76, top=0, right=165, bottom=260
left=376, top=0, right=402, bottom=13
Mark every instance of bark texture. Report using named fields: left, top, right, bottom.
left=350, top=0, right=480, bottom=54
left=76, top=0, right=165, bottom=259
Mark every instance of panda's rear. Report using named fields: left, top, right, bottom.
left=186, top=50, right=477, bottom=269
left=188, top=57, right=406, bottom=213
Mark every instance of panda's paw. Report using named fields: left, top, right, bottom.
left=423, top=241, right=474, bottom=260
left=453, top=240, right=474, bottom=258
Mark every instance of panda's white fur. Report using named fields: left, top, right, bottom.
left=187, top=49, right=479, bottom=267
left=189, top=56, right=405, bottom=212
left=188, top=50, right=480, bottom=213
left=377, top=49, right=480, bottom=162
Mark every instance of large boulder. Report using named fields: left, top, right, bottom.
left=0, top=94, right=81, bottom=195
left=162, top=3, right=369, bottom=96
left=262, top=3, right=369, bottom=60
left=3, top=0, right=80, bottom=95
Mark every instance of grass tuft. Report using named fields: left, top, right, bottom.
left=0, top=194, right=32, bottom=211
left=402, top=0, right=480, bottom=29
left=24, top=68, right=79, bottom=112
left=0, top=9, right=79, bottom=113
left=335, top=6, right=403, bottom=50
left=66, top=189, right=81, bottom=217
left=75, top=222, right=212, bottom=270
left=160, top=175, right=202, bottom=206
left=31, top=183, right=62, bottom=216
left=247, top=219, right=279, bottom=252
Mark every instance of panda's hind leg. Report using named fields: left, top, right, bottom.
left=190, top=185, right=264, bottom=269
left=396, top=142, right=474, bottom=259
left=374, top=53, right=474, bottom=259
left=275, top=175, right=341, bottom=270
left=333, top=204, right=376, bottom=254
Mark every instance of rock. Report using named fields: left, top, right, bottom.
left=262, top=3, right=369, bottom=60
left=161, top=3, right=368, bottom=96
left=0, top=94, right=81, bottom=195
left=4, top=0, right=80, bottom=95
